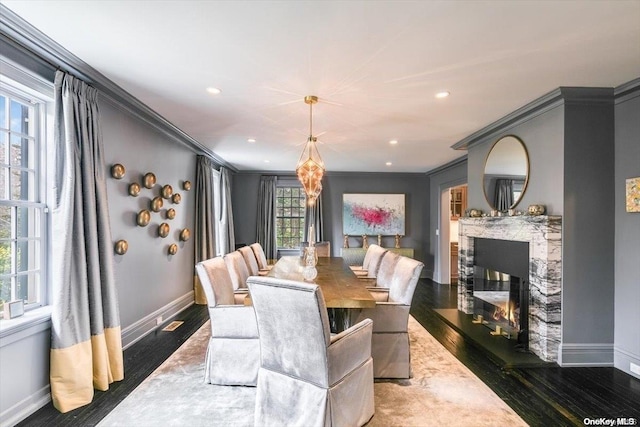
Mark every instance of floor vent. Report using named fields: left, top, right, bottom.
left=162, top=321, right=184, bottom=332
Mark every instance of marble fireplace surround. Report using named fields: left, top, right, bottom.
left=458, top=216, right=562, bottom=362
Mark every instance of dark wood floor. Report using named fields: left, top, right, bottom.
left=18, top=279, right=640, bottom=426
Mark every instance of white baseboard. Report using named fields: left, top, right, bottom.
left=614, top=346, right=640, bottom=379
left=0, top=384, right=50, bottom=427
left=121, top=291, right=195, bottom=349
left=558, top=342, right=614, bottom=366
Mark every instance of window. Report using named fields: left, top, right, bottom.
left=0, top=66, right=51, bottom=316
left=276, top=187, right=306, bottom=249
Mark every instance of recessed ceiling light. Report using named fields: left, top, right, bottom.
left=206, top=87, right=222, bottom=95
left=247, top=138, right=256, bottom=143
left=389, top=140, right=398, bottom=145
left=264, top=160, right=270, bottom=163
left=435, top=91, right=450, bottom=99
left=386, top=162, right=392, bottom=166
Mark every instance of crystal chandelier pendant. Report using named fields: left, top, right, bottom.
left=296, top=96, right=325, bottom=206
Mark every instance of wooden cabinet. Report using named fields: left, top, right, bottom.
left=450, top=186, right=467, bottom=220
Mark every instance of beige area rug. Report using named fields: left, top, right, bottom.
left=98, top=317, right=526, bottom=427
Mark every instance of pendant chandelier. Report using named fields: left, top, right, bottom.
left=296, top=95, right=325, bottom=206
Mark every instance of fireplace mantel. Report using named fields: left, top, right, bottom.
left=458, top=215, right=562, bottom=362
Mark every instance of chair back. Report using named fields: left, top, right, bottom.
left=389, top=256, right=424, bottom=305
left=195, top=257, right=235, bottom=306
left=247, top=276, right=331, bottom=386
left=362, top=244, right=388, bottom=275
left=238, top=245, right=260, bottom=275
left=224, top=250, right=250, bottom=290
left=250, top=243, right=269, bottom=270
left=301, top=241, right=331, bottom=257
left=376, top=251, right=401, bottom=287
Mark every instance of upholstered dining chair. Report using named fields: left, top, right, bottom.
left=373, top=250, right=402, bottom=287
left=247, top=276, right=375, bottom=427
left=355, top=255, right=424, bottom=379
left=195, top=256, right=260, bottom=386
left=249, top=242, right=272, bottom=271
left=238, top=245, right=268, bottom=276
left=223, top=250, right=251, bottom=304
left=301, top=241, right=331, bottom=257
left=349, top=244, right=388, bottom=278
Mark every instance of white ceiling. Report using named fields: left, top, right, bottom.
left=4, top=1, right=640, bottom=173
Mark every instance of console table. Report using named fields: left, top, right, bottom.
left=340, top=247, right=415, bottom=266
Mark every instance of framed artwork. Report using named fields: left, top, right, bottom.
left=626, top=177, right=640, bottom=213
left=343, top=193, right=405, bottom=235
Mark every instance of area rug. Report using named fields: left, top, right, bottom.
left=98, top=317, right=526, bottom=426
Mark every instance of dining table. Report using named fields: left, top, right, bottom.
left=266, top=255, right=376, bottom=332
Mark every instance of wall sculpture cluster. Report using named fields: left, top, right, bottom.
left=110, top=163, right=191, bottom=256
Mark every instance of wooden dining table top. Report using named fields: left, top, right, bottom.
left=266, top=256, right=376, bottom=309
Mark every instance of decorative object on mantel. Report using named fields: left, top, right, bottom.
left=180, top=228, right=191, bottom=241
left=626, top=177, right=640, bottom=213
left=166, top=208, right=176, bottom=220
left=111, top=163, right=126, bottom=179
left=172, top=193, right=182, bottom=204
left=114, top=239, right=128, bottom=255
left=143, top=172, right=156, bottom=189
left=168, top=244, right=178, bottom=255
left=151, top=196, right=164, bottom=212
left=128, top=182, right=141, bottom=197
left=161, top=185, right=173, bottom=199
left=343, top=235, right=349, bottom=248
left=395, top=234, right=401, bottom=249
left=183, top=180, right=192, bottom=191
left=377, top=234, right=382, bottom=246
left=137, top=209, right=151, bottom=227
left=362, top=235, right=369, bottom=249
left=527, top=204, right=546, bottom=216
left=468, top=208, right=483, bottom=218
left=296, top=95, right=325, bottom=207
left=158, top=223, right=170, bottom=238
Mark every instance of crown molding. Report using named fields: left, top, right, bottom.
left=0, top=5, right=235, bottom=171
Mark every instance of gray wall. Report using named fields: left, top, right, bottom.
left=462, top=88, right=624, bottom=366
left=232, top=172, right=429, bottom=266
left=102, top=99, right=197, bottom=333
left=614, top=88, right=640, bottom=378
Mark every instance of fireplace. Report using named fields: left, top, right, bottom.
left=458, top=216, right=562, bottom=362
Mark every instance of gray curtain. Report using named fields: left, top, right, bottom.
left=220, top=167, right=235, bottom=254
left=256, top=176, right=277, bottom=259
left=304, top=191, right=324, bottom=242
left=50, top=70, right=123, bottom=413
left=194, top=155, right=217, bottom=304
left=494, top=179, right=514, bottom=211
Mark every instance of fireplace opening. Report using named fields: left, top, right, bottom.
left=472, top=268, right=529, bottom=351
left=470, top=238, right=530, bottom=351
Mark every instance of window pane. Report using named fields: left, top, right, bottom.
left=0, top=132, right=7, bottom=165
left=0, top=240, right=10, bottom=275
left=16, top=239, right=39, bottom=273
left=16, top=207, right=41, bottom=239
left=0, top=275, right=10, bottom=304
left=291, top=188, right=299, bottom=197
left=15, top=272, right=39, bottom=304
left=0, top=95, right=6, bottom=129
left=0, top=166, right=7, bottom=200
left=11, top=169, right=36, bottom=201
left=276, top=187, right=283, bottom=197
left=10, top=99, right=32, bottom=136
left=10, top=134, right=35, bottom=169
left=0, top=205, right=9, bottom=239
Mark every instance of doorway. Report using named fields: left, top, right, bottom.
left=438, top=184, right=467, bottom=284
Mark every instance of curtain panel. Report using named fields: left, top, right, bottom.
left=50, top=70, right=124, bottom=413
left=256, top=176, right=277, bottom=259
left=304, top=191, right=324, bottom=243
left=220, top=167, right=235, bottom=254
left=194, top=155, right=217, bottom=304
left=494, top=179, right=514, bottom=211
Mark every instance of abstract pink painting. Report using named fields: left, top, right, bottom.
left=343, top=193, right=405, bottom=235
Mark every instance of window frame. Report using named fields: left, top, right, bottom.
left=0, top=58, right=53, bottom=315
left=275, top=183, right=306, bottom=250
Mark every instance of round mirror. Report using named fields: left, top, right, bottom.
left=483, top=135, right=529, bottom=211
